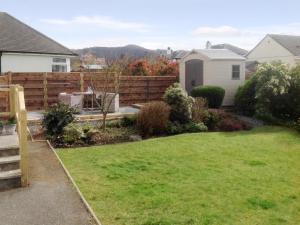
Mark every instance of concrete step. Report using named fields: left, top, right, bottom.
left=0, top=134, right=19, bottom=157
left=0, top=155, right=20, bottom=172
left=0, top=169, right=21, bottom=191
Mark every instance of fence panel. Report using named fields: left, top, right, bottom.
left=1, top=72, right=177, bottom=111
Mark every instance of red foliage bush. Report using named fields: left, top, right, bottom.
left=128, top=58, right=179, bottom=76
left=128, top=59, right=151, bottom=76
left=202, top=109, right=251, bottom=131
left=137, top=101, right=171, bottom=137
left=217, top=117, right=250, bottom=131
left=152, top=58, right=179, bottom=76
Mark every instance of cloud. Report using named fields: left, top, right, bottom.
left=41, top=16, right=150, bottom=32
left=192, top=26, right=241, bottom=36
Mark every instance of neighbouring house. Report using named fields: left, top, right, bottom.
left=179, top=49, right=246, bottom=106
left=0, top=12, right=76, bottom=73
left=247, top=34, right=300, bottom=67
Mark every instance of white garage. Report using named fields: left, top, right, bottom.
left=179, top=49, right=246, bottom=106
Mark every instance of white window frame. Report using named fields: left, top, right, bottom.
left=232, top=65, right=240, bottom=80
left=52, top=57, right=67, bottom=72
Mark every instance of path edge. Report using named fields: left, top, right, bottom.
left=45, top=140, right=103, bottom=225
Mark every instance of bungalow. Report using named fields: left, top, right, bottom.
left=247, top=34, right=300, bottom=67
left=179, top=49, right=246, bottom=106
left=0, top=12, right=76, bottom=73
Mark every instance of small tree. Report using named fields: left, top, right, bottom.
left=89, top=58, right=128, bottom=130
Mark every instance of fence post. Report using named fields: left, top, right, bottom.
left=80, top=72, right=84, bottom=92
left=17, top=86, right=28, bottom=187
left=43, top=72, right=48, bottom=110
left=9, top=86, right=16, bottom=117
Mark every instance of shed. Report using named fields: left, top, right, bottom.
left=179, top=49, right=246, bottom=106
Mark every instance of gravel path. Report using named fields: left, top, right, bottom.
left=0, top=141, right=97, bottom=225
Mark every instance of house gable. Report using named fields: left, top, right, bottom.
left=247, top=35, right=295, bottom=65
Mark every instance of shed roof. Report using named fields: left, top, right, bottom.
left=0, top=12, right=76, bottom=56
left=211, top=43, right=248, bottom=56
left=194, top=49, right=245, bottom=60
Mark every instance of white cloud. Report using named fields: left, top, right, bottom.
left=192, top=26, right=241, bottom=36
left=41, top=16, right=149, bottom=32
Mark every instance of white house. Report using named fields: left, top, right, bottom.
left=247, top=34, right=300, bottom=67
left=0, top=12, right=76, bottom=73
left=180, top=49, right=246, bottom=106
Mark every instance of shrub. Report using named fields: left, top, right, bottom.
left=164, top=83, right=193, bottom=124
left=184, top=121, right=208, bottom=133
left=201, top=109, right=221, bottom=130
left=42, top=102, right=77, bottom=137
left=137, top=101, right=170, bottom=137
left=255, top=63, right=290, bottom=121
left=63, top=123, right=84, bottom=143
left=217, top=117, right=250, bottom=131
left=295, top=118, right=300, bottom=132
left=191, top=97, right=208, bottom=123
left=121, top=115, right=137, bottom=127
left=152, top=58, right=179, bottom=76
left=191, top=85, right=225, bottom=108
left=234, top=75, right=258, bottom=116
left=166, top=121, right=184, bottom=135
left=128, top=59, right=151, bottom=76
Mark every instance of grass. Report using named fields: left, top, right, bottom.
left=57, top=126, right=300, bottom=225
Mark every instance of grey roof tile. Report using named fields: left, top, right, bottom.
left=269, top=34, right=300, bottom=56
left=0, top=12, right=75, bottom=56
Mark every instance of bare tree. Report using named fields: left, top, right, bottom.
left=89, top=58, right=129, bottom=130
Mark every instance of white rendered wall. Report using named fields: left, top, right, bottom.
left=1, top=53, right=71, bottom=72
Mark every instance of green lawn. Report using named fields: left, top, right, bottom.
left=57, top=126, right=300, bottom=225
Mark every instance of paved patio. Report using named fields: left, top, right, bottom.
left=0, top=141, right=97, bottom=225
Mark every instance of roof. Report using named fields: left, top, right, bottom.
left=173, top=50, right=189, bottom=59
left=193, top=49, right=245, bottom=60
left=211, top=43, right=248, bottom=56
left=268, top=34, right=300, bottom=56
left=0, top=12, right=76, bottom=56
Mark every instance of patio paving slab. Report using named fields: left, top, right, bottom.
left=0, top=141, right=97, bottom=225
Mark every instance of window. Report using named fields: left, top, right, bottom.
left=52, top=65, right=67, bottom=72
left=52, top=57, right=67, bottom=72
left=53, top=58, right=66, bottom=63
left=232, top=65, right=240, bottom=80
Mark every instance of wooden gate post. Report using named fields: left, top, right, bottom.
left=43, top=72, right=48, bottom=110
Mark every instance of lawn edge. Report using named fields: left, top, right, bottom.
left=46, top=140, right=103, bottom=225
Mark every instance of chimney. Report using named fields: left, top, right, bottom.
left=206, top=41, right=212, bottom=49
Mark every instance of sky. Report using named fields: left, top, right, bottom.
left=1, top=0, right=300, bottom=50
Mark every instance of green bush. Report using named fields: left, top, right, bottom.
left=121, top=115, right=137, bottom=127
left=191, top=97, right=208, bottom=123
left=164, top=83, right=193, bottom=124
left=295, top=118, right=300, bottom=132
left=255, top=63, right=290, bottom=121
left=63, top=123, right=84, bottom=143
left=137, top=101, right=170, bottom=137
left=201, top=109, right=221, bottom=130
left=184, top=121, right=208, bottom=133
left=191, top=85, right=225, bottom=108
left=234, top=75, right=258, bottom=116
left=42, top=102, right=77, bottom=137
left=166, top=121, right=184, bottom=135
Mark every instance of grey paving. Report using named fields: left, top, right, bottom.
left=0, top=141, right=97, bottom=225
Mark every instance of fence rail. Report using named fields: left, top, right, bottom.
left=0, top=72, right=177, bottom=111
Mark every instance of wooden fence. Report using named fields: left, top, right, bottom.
left=0, top=72, right=177, bottom=111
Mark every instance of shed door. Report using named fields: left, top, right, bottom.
left=185, top=59, right=203, bottom=94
